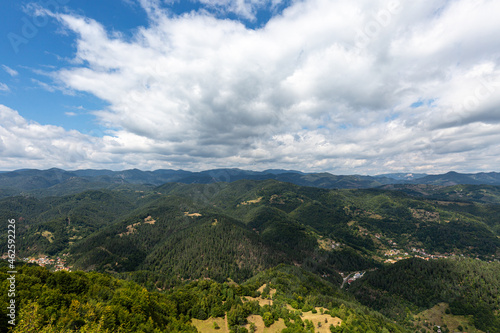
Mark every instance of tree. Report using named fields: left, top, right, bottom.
left=262, top=312, right=274, bottom=327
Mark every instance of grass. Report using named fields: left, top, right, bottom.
left=192, top=315, right=287, bottom=333
left=191, top=317, right=228, bottom=333
left=240, top=197, right=263, bottom=205
left=257, top=284, right=276, bottom=296
left=244, top=315, right=287, bottom=332
left=194, top=286, right=342, bottom=333
left=413, top=303, right=483, bottom=333
left=243, top=295, right=274, bottom=307
left=184, top=212, right=203, bottom=217
left=144, top=215, right=156, bottom=224
left=301, top=308, right=342, bottom=333
left=317, top=237, right=335, bottom=251
left=192, top=308, right=343, bottom=333
left=242, top=284, right=276, bottom=306
left=41, top=231, right=54, bottom=243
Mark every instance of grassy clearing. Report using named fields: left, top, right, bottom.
left=244, top=314, right=265, bottom=331
left=239, top=197, right=263, bottom=206
left=242, top=284, right=277, bottom=306
left=196, top=285, right=341, bottom=333
left=257, top=284, right=276, bottom=297
left=144, top=215, right=156, bottom=224
left=243, top=315, right=287, bottom=332
left=265, top=318, right=287, bottom=332
left=192, top=308, right=342, bottom=333
left=192, top=315, right=287, bottom=333
left=41, top=231, right=54, bottom=243
left=184, top=212, right=202, bottom=217
left=243, top=295, right=274, bottom=307
left=191, top=317, right=228, bottom=333
left=118, top=222, right=140, bottom=237
left=301, top=308, right=342, bottom=333
left=317, top=238, right=334, bottom=251
left=413, top=303, right=483, bottom=333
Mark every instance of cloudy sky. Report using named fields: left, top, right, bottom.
left=1, top=0, right=500, bottom=174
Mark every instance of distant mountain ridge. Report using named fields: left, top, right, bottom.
left=374, top=173, right=429, bottom=181
left=0, top=168, right=500, bottom=194
left=414, top=171, right=500, bottom=186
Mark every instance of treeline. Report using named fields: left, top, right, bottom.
left=0, top=263, right=405, bottom=333
left=0, top=263, right=195, bottom=332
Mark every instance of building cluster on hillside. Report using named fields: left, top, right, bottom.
left=412, top=248, right=453, bottom=259
left=383, top=249, right=410, bottom=264
left=387, top=239, right=398, bottom=247
left=331, top=241, right=342, bottom=249
left=346, top=272, right=365, bottom=285
left=384, top=247, right=455, bottom=264
left=22, top=255, right=71, bottom=271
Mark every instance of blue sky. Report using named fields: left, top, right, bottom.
left=1, top=0, right=500, bottom=174
left=0, top=0, right=136, bottom=132
left=0, top=0, right=289, bottom=133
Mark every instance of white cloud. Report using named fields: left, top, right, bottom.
left=0, top=105, right=180, bottom=170
left=3, top=0, right=500, bottom=173
left=31, top=79, right=56, bottom=92
left=2, top=65, right=18, bottom=77
left=0, top=105, right=95, bottom=168
left=0, top=83, right=9, bottom=92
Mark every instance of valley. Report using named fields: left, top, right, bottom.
left=1, top=170, right=500, bottom=332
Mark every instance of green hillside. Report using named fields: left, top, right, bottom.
left=3, top=180, right=500, bottom=279
left=350, top=257, right=500, bottom=332
left=0, top=263, right=406, bottom=333
left=1, top=179, right=500, bottom=331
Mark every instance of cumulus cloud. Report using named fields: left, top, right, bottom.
left=0, top=105, right=94, bottom=169
left=3, top=0, right=500, bottom=173
left=0, top=105, right=193, bottom=171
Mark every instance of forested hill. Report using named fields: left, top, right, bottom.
left=1, top=178, right=500, bottom=331
left=2, top=180, right=499, bottom=280
left=350, top=258, right=500, bottom=332
left=2, top=168, right=500, bottom=196
left=0, top=263, right=406, bottom=333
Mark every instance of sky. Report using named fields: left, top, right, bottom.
left=0, top=0, right=500, bottom=174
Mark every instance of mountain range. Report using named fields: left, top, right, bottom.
left=2, top=168, right=500, bottom=197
